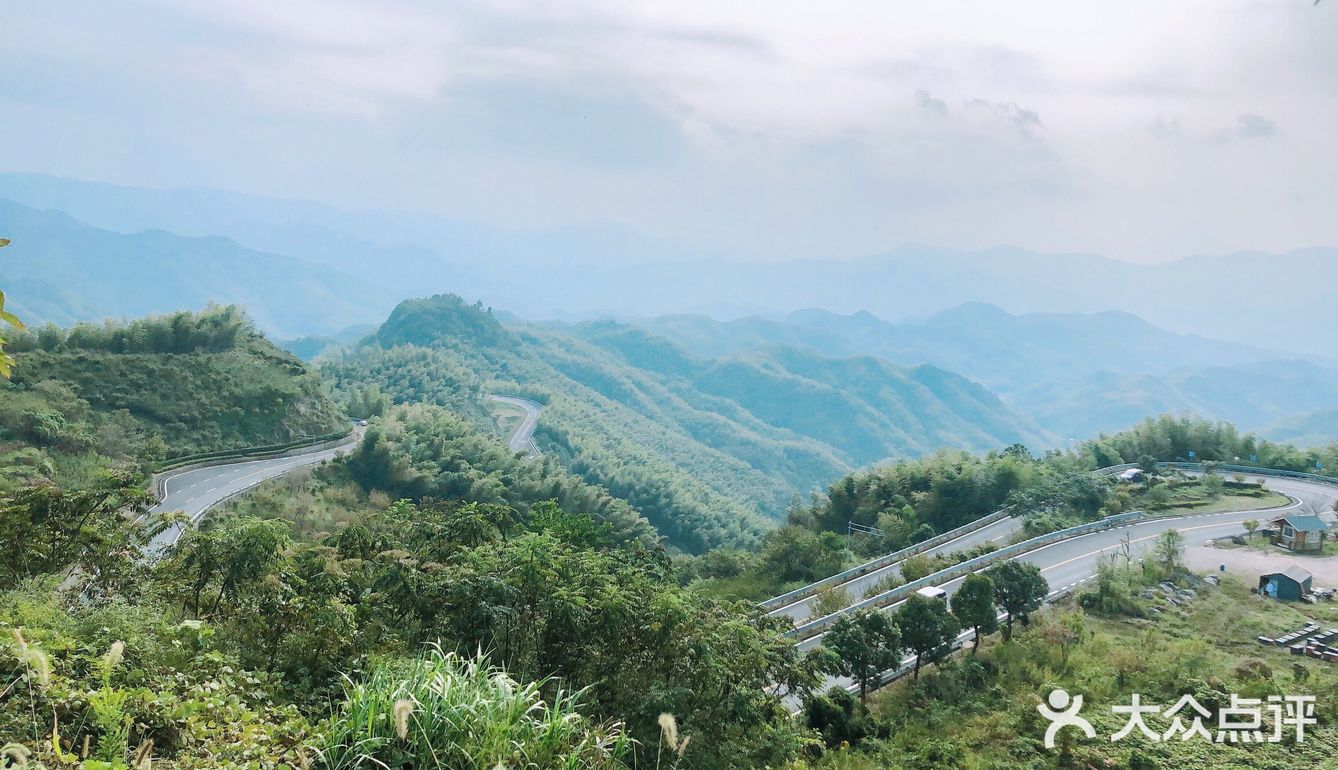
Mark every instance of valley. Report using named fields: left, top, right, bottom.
left=2, top=18, right=1337, bottom=765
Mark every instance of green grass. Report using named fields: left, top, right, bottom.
left=317, top=648, right=630, bottom=769
left=1133, top=479, right=1291, bottom=518
left=1225, top=534, right=1338, bottom=558
left=1152, top=489, right=1292, bottom=517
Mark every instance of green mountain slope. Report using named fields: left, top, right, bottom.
left=1263, top=407, right=1338, bottom=448
left=331, top=295, right=1051, bottom=552
left=0, top=307, right=347, bottom=487
left=1014, top=360, right=1338, bottom=440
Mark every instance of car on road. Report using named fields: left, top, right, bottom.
left=916, top=586, right=948, bottom=601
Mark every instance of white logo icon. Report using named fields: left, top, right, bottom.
left=1038, top=689, right=1096, bottom=749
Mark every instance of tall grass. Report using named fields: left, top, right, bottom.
left=317, top=648, right=630, bottom=769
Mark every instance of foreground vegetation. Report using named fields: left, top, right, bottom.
left=5, top=299, right=1338, bottom=769
left=0, top=488, right=812, bottom=768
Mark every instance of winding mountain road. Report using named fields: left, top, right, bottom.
left=147, top=431, right=362, bottom=552
left=149, top=394, right=543, bottom=553
left=771, top=513, right=1021, bottom=624
left=487, top=394, right=544, bottom=457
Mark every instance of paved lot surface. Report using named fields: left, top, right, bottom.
left=1188, top=543, right=1338, bottom=586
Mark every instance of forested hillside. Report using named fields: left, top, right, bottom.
left=0, top=306, right=346, bottom=488
left=326, top=295, right=1049, bottom=552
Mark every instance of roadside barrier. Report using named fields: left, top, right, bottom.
left=761, top=462, right=1142, bottom=614
left=154, top=429, right=353, bottom=473
left=760, top=508, right=1013, bottom=613
left=787, top=511, right=1145, bottom=641
left=1161, top=462, right=1338, bottom=489
left=151, top=429, right=357, bottom=501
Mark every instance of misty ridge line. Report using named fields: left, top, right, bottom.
left=3, top=173, right=1338, bottom=451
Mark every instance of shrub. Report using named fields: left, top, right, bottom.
left=317, top=648, right=629, bottom=770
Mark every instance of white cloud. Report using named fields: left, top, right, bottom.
left=1, top=0, right=1336, bottom=262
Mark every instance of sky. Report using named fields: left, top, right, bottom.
left=2, top=0, right=1336, bottom=263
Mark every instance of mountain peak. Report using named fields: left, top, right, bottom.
left=924, top=302, right=1013, bottom=324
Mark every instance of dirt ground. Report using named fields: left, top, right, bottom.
left=1188, top=544, right=1338, bottom=588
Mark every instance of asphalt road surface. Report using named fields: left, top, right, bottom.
left=771, top=513, right=1022, bottom=623
left=486, top=394, right=544, bottom=456
left=147, top=432, right=361, bottom=553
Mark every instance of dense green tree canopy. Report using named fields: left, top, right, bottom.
left=896, top=594, right=960, bottom=680
left=986, top=561, right=1049, bottom=640
left=951, top=573, right=999, bottom=655
left=820, top=609, right=903, bottom=701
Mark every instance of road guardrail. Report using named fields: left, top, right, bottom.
left=760, top=508, right=1013, bottom=613
left=154, top=429, right=353, bottom=473
left=1162, top=462, right=1338, bottom=489
left=787, top=510, right=1145, bottom=641
left=761, top=462, right=1142, bottom=614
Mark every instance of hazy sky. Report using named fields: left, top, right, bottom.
left=3, top=1, right=1336, bottom=263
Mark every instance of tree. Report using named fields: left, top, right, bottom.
left=899, top=553, right=937, bottom=582
left=951, top=573, right=998, bottom=655
left=0, top=237, right=23, bottom=379
left=1243, top=519, right=1260, bottom=540
left=347, top=383, right=390, bottom=418
left=804, top=686, right=884, bottom=749
left=166, top=515, right=292, bottom=617
left=987, top=561, right=1049, bottom=641
left=896, top=594, right=959, bottom=680
left=0, top=470, right=155, bottom=591
left=1152, top=528, right=1184, bottom=576
left=1042, top=611, right=1085, bottom=667
left=757, top=526, right=847, bottom=584
left=820, top=609, right=902, bottom=700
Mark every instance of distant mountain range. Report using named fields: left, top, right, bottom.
left=2, top=171, right=1336, bottom=446
left=627, top=304, right=1338, bottom=443
left=337, top=295, right=1050, bottom=550
left=2, top=172, right=1336, bottom=356
left=0, top=198, right=398, bottom=338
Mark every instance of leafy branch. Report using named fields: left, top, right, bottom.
left=0, top=238, right=23, bottom=378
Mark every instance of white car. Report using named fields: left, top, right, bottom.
left=916, top=585, right=948, bottom=601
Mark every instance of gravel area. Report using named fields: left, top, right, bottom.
left=1188, top=544, right=1338, bottom=587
